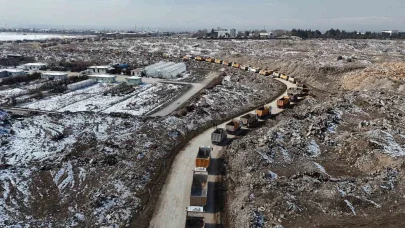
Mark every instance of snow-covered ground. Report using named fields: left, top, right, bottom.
left=19, top=82, right=184, bottom=116
left=0, top=32, right=86, bottom=41
left=103, top=83, right=183, bottom=116
left=20, top=83, right=117, bottom=111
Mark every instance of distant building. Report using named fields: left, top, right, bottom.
left=88, top=74, right=116, bottom=83
left=144, top=61, right=186, bottom=78
left=126, top=76, right=142, bottom=85
left=230, top=29, right=236, bottom=38
left=0, top=69, right=27, bottom=77
left=87, top=66, right=114, bottom=74
left=382, top=30, right=399, bottom=36
left=41, top=72, right=68, bottom=80
left=259, top=32, right=274, bottom=39
left=22, top=63, right=47, bottom=71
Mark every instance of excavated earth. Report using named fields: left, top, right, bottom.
left=221, top=39, right=405, bottom=228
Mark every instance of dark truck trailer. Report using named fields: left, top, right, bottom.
left=185, top=206, right=205, bottom=228
left=211, top=128, right=227, bottom=144
left=225, top=120, right=241, bottom=134
left=240, top=113, right=258, bottom=127
left=190, top=171, right=208, bottom=206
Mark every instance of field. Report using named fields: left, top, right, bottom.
left=18, top=82, right=185, bottom=115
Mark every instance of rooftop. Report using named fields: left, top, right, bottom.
left=127, top=76, right=142, bottom=80
left=42, top=72, right=68, bottom=76
left=25, top=63, right=47, bottom=66
left=3, top=69, right=25, bottom=73
left=89, top=74, right=116, bottom=78
left=88, top=66, right=114, bottom=69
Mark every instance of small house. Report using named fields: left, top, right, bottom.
left=88, top=66, right=114, bottom=74
left=23, top=63, right=48, bottom=71
left=0, top=69, right=27, bottom=77
left=126, top=76, right=142, bottom=85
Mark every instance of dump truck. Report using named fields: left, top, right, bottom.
left=232, top=63, right=241, bottom=68
left=195, top=56, right=205, bottom=61
left=205, top=58, right=214, bottom=63
left=249, top=67, right=260, bottom=73
left=256, top=105, right=271, bottom=117
left=288, top=77, right=296, bottom=83
left=287, top=87, right=303, bottom=96
left=183, top=56, right=191, bottom=61
left=225, top=120, right=241, bottom=134
left=289, top=94, right=299, bottom=102
left=280, top=74, right=289, bottom=80
left=240, top=65, right=249, bottom=71
left=163, top=53, right=170, bottom=58
left=259, top=69, right=270, bottom=76
left=222, top=61, right=232, bottom=66
left=196, top=146, right=212, bottom=168
left=211, top=128, right=227, bottom=144
left=273, top=72, right=280, bottom=78
left=185, top=206, right=205, bottom=228
left=277, top=96, right=290, bottom=108
left=190, top=170, right=208, bottom=206
left=240, top=113, right=258, bottom=127
left=215, top=59, right=223, bottom=64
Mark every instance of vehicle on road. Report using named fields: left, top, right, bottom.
left=190, top=170, right=208, bottom=206
left=211, top=128, right=227, bottom=144
left=280, top=73, right=289, bottom=80
left=185, top=206, right=205, bottom=228
left=214, top=59, right=223, bottom=64
left=225, top=120, right=241, bottom=134
left=256, top=105, right=271, bottom=118
left=196, top=146, right=212, bottom=168
left=240, top=113, right=258, bottom=127
left=277, top=96, right=290, bottom=108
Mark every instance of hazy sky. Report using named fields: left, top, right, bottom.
left=1, top=0, right=404, bottom=31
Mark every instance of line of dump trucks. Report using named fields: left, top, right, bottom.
left=183, top=55, right=308, bottom=228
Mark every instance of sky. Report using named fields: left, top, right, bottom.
left=0, top=0, right=404, bottom=31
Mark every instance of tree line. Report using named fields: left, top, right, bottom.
left=291, top=28, right=405, bottom=39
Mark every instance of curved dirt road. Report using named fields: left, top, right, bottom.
left=149, top=78, right=297, bottom=228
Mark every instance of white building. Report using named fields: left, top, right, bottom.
left=41, top=72, right=68, bottom=80
left=22, top=63, right=47, bottom=71
left=126, top=76, right=142, bottom=85
left=158, top=62, right=186, bottom=79
left=145, top=62, right=175, bottom=78
left=230, top=29, right=236, bottom=38
left=259, top=32, right=274, bottom=39
left=88, top=66, right=114, bottom=74
left=0, top=69, right=27, bottom=77
left=88, top=74, right=116, bottom=83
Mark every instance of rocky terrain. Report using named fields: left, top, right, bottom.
left=221, top=39, right=405, bottom=227
left=1, top=37, right=405, bottom=227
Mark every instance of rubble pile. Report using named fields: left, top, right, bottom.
left=0, top=112, right=189, bottom=227
left=224, top=89, right=405, bottom=227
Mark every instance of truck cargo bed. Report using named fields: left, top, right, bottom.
left=190, top=171, right=208, bottom=206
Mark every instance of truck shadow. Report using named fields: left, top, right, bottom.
left=205, top=182, right=225, bottom=214
left=207, top=158, right=227, bottom=176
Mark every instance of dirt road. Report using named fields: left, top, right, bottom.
left=149, top=78, right=296, bottom=228
left=151, top=72, right=219, bottom=117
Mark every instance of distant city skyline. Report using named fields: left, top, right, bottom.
left=0, top=0, right=404, bottom=32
